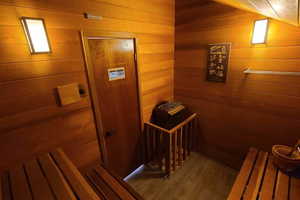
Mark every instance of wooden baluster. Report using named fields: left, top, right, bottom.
left=151, top=126, right=156, bottom=162
left=187, top=121, right=192, bottom=156
left=144, top=124, right=150, bottom=163
left=192, top=119, right=196, bottom=152
left=190, top=118, right=196, bottom=153
left=172, top=131, right=177, bottom=171
left=178, top=128, right=183, bottom=166
left=147, top=125, right=152, bottom=163
left=153, top=128, right=157, bottom=162
left=183, top=125, right=188, bottom=160
left=156, top=130, right=163, bottom=170
left=190, top=118, right=196, bottom=152
left=164, top=133, right=171, bottom=177
left=152, top=128, right=156, bottom=163
left=161, top=131, right=165, bottom=172
left=148, top=125, right=153, bottom=163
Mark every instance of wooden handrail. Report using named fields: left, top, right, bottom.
left=145, top=113, right=197, bottom=134
left=144, top=122, right=170, bottom=133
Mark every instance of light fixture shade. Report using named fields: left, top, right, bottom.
left=21, top=17, right=51, bottom=53
left=252, top=19, right=269, bottom=44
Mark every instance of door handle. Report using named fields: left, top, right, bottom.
left=105, top=129, right=116, bottom=138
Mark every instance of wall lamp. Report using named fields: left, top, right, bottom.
left=251, top=19, right=269, bottom=44
left=21, top=17, right=51, bottom=54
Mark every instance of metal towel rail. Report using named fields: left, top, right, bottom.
left=244, top=68, right=300, bottom=76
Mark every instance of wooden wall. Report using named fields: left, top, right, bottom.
left=175, top=0, right=300, bottom=168
left=0, top=0, right=174, bottom=172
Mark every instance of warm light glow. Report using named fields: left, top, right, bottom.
left=21, top=18, right=51, bottom=53
left=252, top=19, right=269, bottom=44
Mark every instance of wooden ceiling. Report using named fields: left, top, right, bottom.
left=214, top=0, right=299, bottom=25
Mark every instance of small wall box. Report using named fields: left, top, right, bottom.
left=57, top=83, right=81, bottom=106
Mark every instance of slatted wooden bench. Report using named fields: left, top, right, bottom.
left=0, top=148, right=144, bottom=200
left=228, top=147, right=300, bottom=200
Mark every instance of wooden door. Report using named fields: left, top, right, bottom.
left=88, top=38, right=141, bottom=178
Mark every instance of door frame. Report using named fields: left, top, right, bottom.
left=80, top=30, right=144, bottom=167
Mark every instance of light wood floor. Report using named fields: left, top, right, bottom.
left=126, top=153, right=237, bottom=200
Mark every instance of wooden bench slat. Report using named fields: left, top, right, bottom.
left=101, top=166, right=144, bottom=200
left=9, top=166, right=32, bottom=200
left=94, top=166, right=136, bottom=200
left=243, top=151, right=268, bottom=200
left=38, top=153, right=77, bottom=200
left=85, top=174, right=107, bottom=200
left=290, top=177, right=300, bottom=200
left=274, top=171, right=290, bottom=200
left=25, top=159, right=55, bottom=200
left=227, top=148, right=258, bottom=200
left=87, top=170, right=120, bottom=200
left=2, top=173, right=12, bottom=200
left=50, top=149, right=101, bottom=200
left=259, top=156, right=278, bottom=200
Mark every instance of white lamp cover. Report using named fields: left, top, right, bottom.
left=252, top=19, right=269, bottom=44
left=21, top=17, right=51, bottom=53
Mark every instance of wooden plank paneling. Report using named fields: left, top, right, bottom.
left=3, top=0, right=174, bottom=22
left=0, top=60, right=84, bottom=83
left=0, top=0, right=174, bottom=173
left=0, top=73, right=87, bottom=118
left=214, top=0, right=298, bottom=25
left=0, top=5, right=173, bottom=34
left=0, top=108, right=98, bottom=171
left=175, top=0, right=300, bottom=168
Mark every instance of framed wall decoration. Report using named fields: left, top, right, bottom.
left=206, top=43, right=231, bottom=83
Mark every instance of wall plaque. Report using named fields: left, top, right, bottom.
left=108, top=67, right=126, bottom=81
left=207, top=43, right=231, bottom=83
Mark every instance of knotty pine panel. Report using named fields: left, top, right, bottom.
left=175, top=1, right=300, bottom=168
left=0, top=0, right=174, bottom=171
